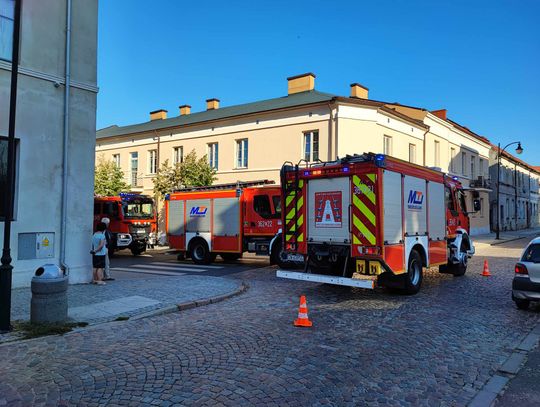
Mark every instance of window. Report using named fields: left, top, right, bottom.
left=208, top=143, right=218, bottom=169
left=148, top=150, right=157, bottom=174
left=173, top=146, right=183, bottom=165
left=0, top=135, right=19, bottom=220
left=408, top=144, right=416, bottom=163
left=479, top=158, right=484, bottom=177
left=470, top=156, right=476, bottom=179
left=272, top=195, right=282, bottom=216
left=458, top=190, right=467, bottom=212
left=450, top=147, right=456, bottom=172
left=522, top=244, right=540, bottom=263
left=130, top=152, right=139, bottom=186
left=0, top=0, right=14, bottom=61
left=304, top=131, right=319, bottom=161
left=93, top=202, right=101, bottom=216
left=103, top=202, right=119, bottom=219
left=112, top=154, right=120, bottom=168
left=253, top=195, right=279, bottom=219
left=461, top=152, right=467, bottom=176
left=236, top=139, right=248, bottom=168
left=434, top=140, right=440, bottom=167
left=445, top=187, right=455, bottom=212
left=383, top=135, right=392, bottom=156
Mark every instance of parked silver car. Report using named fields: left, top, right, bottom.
left=512, top=237, right=540, bottom=310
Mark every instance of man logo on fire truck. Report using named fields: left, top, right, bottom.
left=407, top=190, right=424, bottom=211
left=190, top=206, right=208, bottom=217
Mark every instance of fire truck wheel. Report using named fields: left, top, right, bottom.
left=189, top=239, right=212, bottom=265
left=403, top=249, right=423, bottom=295
left=440, top=243, right=468, bottom=276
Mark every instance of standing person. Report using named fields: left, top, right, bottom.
left=101, top=217, right=114, bottom=281
left=91, top=222, right=107, bottom=285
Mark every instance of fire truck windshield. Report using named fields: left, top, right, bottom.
left=122, top=202, right=154, bottom=219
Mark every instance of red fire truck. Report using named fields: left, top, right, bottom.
left=165, top=180, right=286, bottom=264
left=93, top=193, right=157, bottom=255
left=277, top=153, right=477, bottom=294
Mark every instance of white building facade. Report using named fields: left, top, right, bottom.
left=0, top=0, right=98, bottom=287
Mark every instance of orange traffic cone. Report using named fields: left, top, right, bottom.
left=482, top=259, right=491, bottom=277
left=294, top=295, right=313, bottom=327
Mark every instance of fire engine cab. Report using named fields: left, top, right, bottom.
left=277, top=153, right=476, bottom=294
left=93, top=193, right=157, bottom=255
left=165, top=180, right=284, bottom=264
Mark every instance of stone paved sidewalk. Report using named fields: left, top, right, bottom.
left=3, top=275, right=242, bottom=341
left=473, top=227, right=540, bottom=247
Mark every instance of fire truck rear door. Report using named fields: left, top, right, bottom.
left=307, top=177, right=350, bottom=244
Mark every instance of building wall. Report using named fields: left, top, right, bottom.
left=0, top=0, right=98, bottom=287
left=488, top=150, right=540, bottom=232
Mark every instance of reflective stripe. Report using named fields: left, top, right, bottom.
left=297, top=313, right=308, bottom=318
left=353, top=175, right=375, bottom=204
left=353, top=215, right=376, bottom=245
left=367, top=173, right=376, bottom=183
left=353, top=194, right=376, bottom=225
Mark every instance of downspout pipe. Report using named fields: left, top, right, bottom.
left=60, top=0, right=72, bottom=274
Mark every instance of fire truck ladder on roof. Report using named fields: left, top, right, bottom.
left=173, top=179, right=274, bottom=193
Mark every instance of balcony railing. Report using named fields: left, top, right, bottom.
left=470, top=176, right=491, bottom=189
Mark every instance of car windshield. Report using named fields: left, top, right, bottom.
left=122, top=201, right=154, bottom=219
left=522, top=244, right=540, bottom=263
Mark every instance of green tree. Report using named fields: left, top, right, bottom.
left=94, top=156, right=129, bottom=195
left=152, top=150, right=216, bottom=199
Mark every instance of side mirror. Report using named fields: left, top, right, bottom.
left=473, top=199, right=481, bottom=212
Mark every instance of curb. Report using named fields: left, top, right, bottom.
left=490, top=236, right=532, bottom=246
left=131, top=281, right=248, bottom=321
left=468, top=321, right=540, bottom=406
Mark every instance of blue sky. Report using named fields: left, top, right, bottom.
left=97, top=0, right=540, bottom=163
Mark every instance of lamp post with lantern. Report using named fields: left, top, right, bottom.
left=496, top=141, right=524, bottom=240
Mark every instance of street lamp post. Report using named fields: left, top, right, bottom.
left=0, top=0, right=22, bottom=332
left=496, top=141, right=524, bottom=240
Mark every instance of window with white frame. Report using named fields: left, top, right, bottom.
left=173, top=146, right=183, bottom=165
left=409, top=143, right=416, bottom=163
left=236, top=139, right=248, bottom=168
left=0, top=0, right=14, bottom=61
left=130, top=152, right=139, bottom=186
left=303, top=131, right=319, bottom=162
left=148, top=150, right=157, bottom=174
left=479, top=158, right=484, bottom=177
left=461, top=152, right=467, bottom=176
left=383, top=135, right=392, bottom=156
left=450, top=147, right=456, bottom=172
left=208, top=143, right=218, bottom=169
left=112, top=154, right=120, bottom=168
left=434, top=140, right=440, bottom=167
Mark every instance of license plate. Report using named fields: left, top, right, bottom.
left=287, top=254, right=304, bottom=262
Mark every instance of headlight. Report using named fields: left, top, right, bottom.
left=118, top=234, right=130, bottom=239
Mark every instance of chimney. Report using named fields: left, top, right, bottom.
left=287, top=73, right=316, bottom=95
left=206, top=98, right=220, bottom=110
left=179, top=105, right=191, bottom=115
left=431, top=109, right=447, bottom=120
left=350, top=83, right=369, bottom=99
left=150, top=109, right=167, bottom=121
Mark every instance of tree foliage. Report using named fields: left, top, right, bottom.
left=152, top=149, right=217, bottom=199
left=94, top=156, right=129, bottom=196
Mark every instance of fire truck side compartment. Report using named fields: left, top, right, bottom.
left=168, top=200, right=185, bottom=236
left=382, top=170, right=402, bottom=244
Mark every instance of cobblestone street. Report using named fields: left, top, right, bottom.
left=1, top=239, right=539, bottom=406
